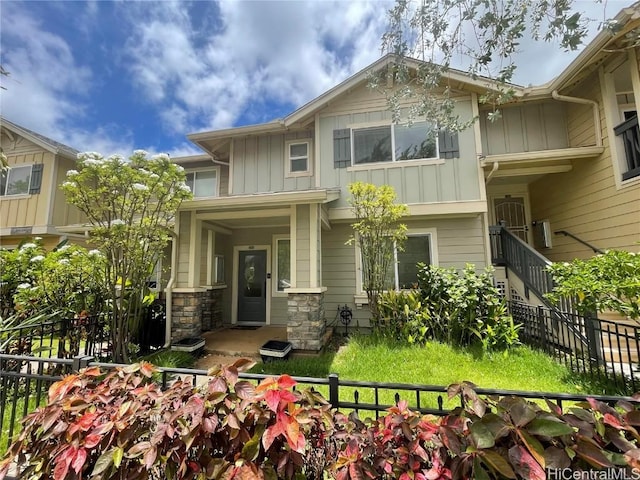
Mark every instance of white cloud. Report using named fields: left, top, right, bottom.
left=122, top=0, right=393, bottom=134
left=0, top=3, right=134, bottom=155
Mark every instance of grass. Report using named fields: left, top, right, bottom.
left=140, top=349, right=196, bottom=369
left=250, top=334, right=625, bottom=415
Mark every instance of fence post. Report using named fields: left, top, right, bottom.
left=584, top=311, right=603, bottom=366
left=329, top=373, right=339, bottom=408
left=72, top=355, right=95, bottom=372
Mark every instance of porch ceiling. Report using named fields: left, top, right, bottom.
left=207, top=215, right=290, bottom=229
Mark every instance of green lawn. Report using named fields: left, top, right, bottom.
left=250, top=334, right=623, bottom=414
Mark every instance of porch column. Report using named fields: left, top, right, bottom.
left=171, top=289, right=207, bottom=341
left=286, top=288, right=327, bottom=351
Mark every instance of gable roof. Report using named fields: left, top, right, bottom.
left=0, top=117, right=79, bottom=159
left=188, top=54, right=526, bottom=156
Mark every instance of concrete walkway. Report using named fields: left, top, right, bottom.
left=195, top=326, right=287, bottom=370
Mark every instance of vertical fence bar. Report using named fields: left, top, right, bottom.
left=328, top=373, right=339, bottom=409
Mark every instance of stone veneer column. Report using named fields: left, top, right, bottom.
left=171, top=291, right=204, bottom=341
left=287, top=288, right=327, bottom=351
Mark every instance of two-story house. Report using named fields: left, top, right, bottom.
left=165, top=57, right=516, bottom=351
left=0, top=117, right=84, bottom=250
left=164, top=4, right=639, bottom=351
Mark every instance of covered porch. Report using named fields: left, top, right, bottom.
left=167, top=188, right=340, bottom=352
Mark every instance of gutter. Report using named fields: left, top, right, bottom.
left=551, top=91, right=602, bottom=147
left=485, top=161, right=499, bottom=184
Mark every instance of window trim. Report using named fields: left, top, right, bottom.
left=272, top=234, right=291, bottom=297
left=184, top=167, right=220, bottom=198
left=354, top=228, right=439, bottom=302
left=602, top=49, right=640, bottom=189
left=1, top=165, right=33, bottom=197
left=349, top=121, right=439, bottom=167
left=285, top=139, right=312, bottom=178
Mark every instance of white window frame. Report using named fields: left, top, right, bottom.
left=602, top=49, right=640, bottom=189
left=213, top=254, right=225, bottom=285
left=0, top=165, right=32, bottom=197
left=354, top=228, right=439, bottom=303
left=272, top=234, right=291, bottom=297
left=285, top=139, right=312, bottom=178
left=349, top=121, right=440, bottom=168
left=185, top=167, right=220, bottom=198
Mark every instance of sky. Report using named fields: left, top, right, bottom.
left=0, top=0, right=632, bottom=158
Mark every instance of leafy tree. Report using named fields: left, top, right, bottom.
left=0, top=239, right=106, bottom=319
left=61, top=151, right=192, bottom=363
left=378, top=0, right=604, bottom=130
left=547, top=250, right=640, bottom=320
left=347, top=182, right=408, bottom=323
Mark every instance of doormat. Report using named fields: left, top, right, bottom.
left=230, top=326, right=261, bottom=330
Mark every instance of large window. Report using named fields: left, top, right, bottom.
left=356, top=231, right=437, bottom=298
left=353, top=122, right=437, bottom=165
left=0, top=165, right=32, bottom=196
left=285, top=140, right=312, bottom=177
left=185, top=169, right=218, bottom=197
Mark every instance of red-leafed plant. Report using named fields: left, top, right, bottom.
left=0, top=359, right=335, bottom=480
left=331, top=382, right=640, bottom=480
left=3, top=362, right=640, bottom=480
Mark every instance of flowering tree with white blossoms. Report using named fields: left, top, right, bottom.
left=61, top=151, right=192, bottom=363
left=0, top=239, right=105, bottom=319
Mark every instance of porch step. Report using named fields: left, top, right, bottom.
left=204, top=348, right=261, bottom=360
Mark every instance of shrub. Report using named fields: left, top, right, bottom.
left=377, top=264, right=520, bottom=351
left=0, top=239, right=105, bottom=319
left=0, top=360, right=335, bottom=480
left=3, top=362, right=640, bottom=480
left=332, top=382, right=640, bottom=479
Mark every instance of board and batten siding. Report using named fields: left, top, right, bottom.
left=0, top=150, right=52, bottom=230
left=318, top=97, right=481, bottom=208
left=231, top=131, right=314, bottom=195
left=529, top=72, right=640, bottom=260
left=51, top=156, right=85, bottom=228
left=322, top=216, right=487, bottom=328
left=479, top=102, right=569, bottom=155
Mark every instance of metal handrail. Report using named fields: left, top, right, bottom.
left=555, top=230, right=604, bottom=254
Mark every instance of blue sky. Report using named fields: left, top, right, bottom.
left=0, top=1, right=629, bottom=157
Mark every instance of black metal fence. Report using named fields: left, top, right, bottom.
left=2, top=353, right=639, bottom=455
left=510, top=300, right=640, bottom=395
left=0, top=315, right=110, bottom=360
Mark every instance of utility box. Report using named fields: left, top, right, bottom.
left=259, top=340, right=292, bottom=363
left=532, top=220, right=553, bottom=249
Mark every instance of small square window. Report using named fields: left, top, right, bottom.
left=286, top=140, right=311, bottom=177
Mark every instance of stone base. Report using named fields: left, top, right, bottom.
left=287, top=290, right=327, bottom=351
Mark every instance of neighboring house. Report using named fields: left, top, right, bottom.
left=0, top=117, right=84, bottom=250
left=163, top=4, right=639, bottom=351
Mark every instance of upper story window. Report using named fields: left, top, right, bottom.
left=185, top=168, right=218, bottom=198
left=333, top=123, right=458, bottom=169
left=0, top=164, right=43, bottom=196
left=353, top=122, right=437, bottom=165
left=285, top=140, right=312, bottom=177
left=614, top=109, right=639, bottom=181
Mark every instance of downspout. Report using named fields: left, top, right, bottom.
left=551, top=91, right=602, bottom=147
left=485, top=161, right=499, bottom=184
left=163, top=219, right=180, bottom=348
